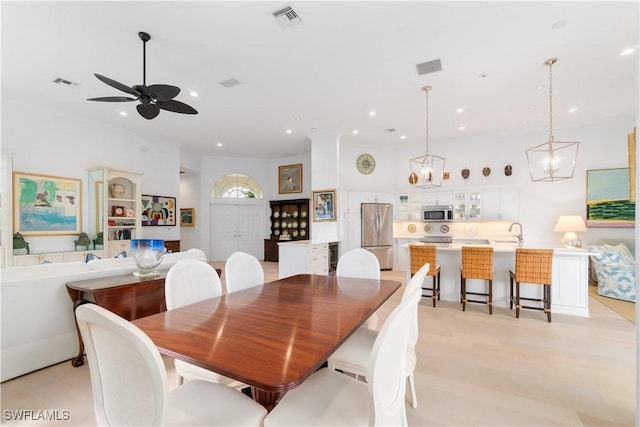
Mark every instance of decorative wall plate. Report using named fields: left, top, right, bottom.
left=407, top=224, right=417, bottom=233
left=424, top=224, right=433, bottom=233
left=440, top=224, right=450, bottom=233
left=273, top=211, right=280, bottom=218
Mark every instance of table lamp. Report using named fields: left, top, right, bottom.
left=553, top=216, right=587, bottom=248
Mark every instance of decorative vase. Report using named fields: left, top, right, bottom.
left=109, top=183, right=126, bottom=198
left=130, top=239, right=165, bottom=277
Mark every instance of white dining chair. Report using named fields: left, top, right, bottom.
left=263, top=280, right=419, bottom=426
left=165, top=259, right=244, bottom=388
left=224, top=251, right=265, bottom=294
left=75, top=303, right=267, bottom=426
left=328, top=262, right=430, bottom=409
left=336, top=248, right=380, bottom=329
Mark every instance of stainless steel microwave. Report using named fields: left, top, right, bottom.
left=422, top=205, right=453, bottom=222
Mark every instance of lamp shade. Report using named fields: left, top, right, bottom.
left=554, top=215, right=587, bottom=248
left=553, top=215, right=587, bottom=232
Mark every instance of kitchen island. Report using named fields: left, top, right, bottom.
left=278, top=240, right=340, bottom=279
left=399, top=241, right=592, bottom=317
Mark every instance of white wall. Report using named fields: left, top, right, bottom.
left=340, top=117, right=636, bottom=245
left=1, top=95, right=634, bottom=262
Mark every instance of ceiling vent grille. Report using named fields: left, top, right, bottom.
left=220, top=78, right=242, bottom=88
left=53, top=77, right=77, bottom=86
left=273, top=6, right=302, bottom=28
left=415, top=59, right=442, bottom=76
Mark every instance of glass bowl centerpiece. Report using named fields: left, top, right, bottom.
left=130, top=239, right=165, bottom=277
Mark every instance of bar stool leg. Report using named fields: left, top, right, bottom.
left=488, top=279, right=493, bottom=315
left=515, top=281, right=521, bottom=318
left=437, top=270, right=441, bottom=300
left=461, top=276, right=466, bottom=311
left=509, top=275, right=514, bottom=309
left=432, top=276, right=437, bottom=308
left=546, top=285, right=552, bottom=323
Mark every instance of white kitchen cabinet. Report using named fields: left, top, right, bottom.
left=278, top=241, right=329, bottom=279
left=422, top=191, right=453, bottom=207
left=453, top=191, right=482, bottom=220
left=347, top=192, right=393, bottom=214
left=479, top=188, right=520, bottom=221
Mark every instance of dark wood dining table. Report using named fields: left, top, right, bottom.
left=132, top=273, right=401, bottom=410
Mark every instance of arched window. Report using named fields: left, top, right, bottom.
left=212, top=173, right=262, bottom=198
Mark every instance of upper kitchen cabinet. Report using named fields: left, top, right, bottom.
left=88, top=168, right=142, bottom=257
left=422, top=191, right=453, bottom=207
left=346, top=192, right=393, bottom=214
left=482, top=188, right=519, bottom=221
left=453, top=188, right=519, bottom=221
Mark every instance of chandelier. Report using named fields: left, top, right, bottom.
left=526, top=58, right=579, bottom=182
left=409, top=86, right=445, bottom=188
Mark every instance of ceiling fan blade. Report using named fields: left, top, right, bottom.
left=87, top=96, right=137, bottom=102
left=146, top=84, right=180, bottom=102
left=157, top=99, right=198, bottom=115
left=94, top=74, right=140, bottom=96
left=137, top=103, right=160, bottom=120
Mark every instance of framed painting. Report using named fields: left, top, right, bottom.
left=180, top=208, right=195, bottom=227
left=312, top=189, right=337, bottom=222
left=586, top=168, right=635, bottom=228
left=141, top=195, right=176, bottom=226
left=13, top=171, right=82, bottom=235
left=278, top=164, right=302, bottom=194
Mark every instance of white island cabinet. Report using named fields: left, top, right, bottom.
left=278, top=240, right=329, bottom=279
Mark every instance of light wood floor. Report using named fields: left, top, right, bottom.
left=1, top=262, right=635, bottom=426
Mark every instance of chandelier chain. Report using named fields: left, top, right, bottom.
left=425, top=87, right=430, bottom=154
left=548, top=59, right=553, bottom=142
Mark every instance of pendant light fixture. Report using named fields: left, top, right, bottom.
left=409, top=85, right=446, bottom=188
left=526, top=58, right=579, bottom=182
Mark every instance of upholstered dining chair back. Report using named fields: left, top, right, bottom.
left=165, top=259, right=222, bottom=310
left=336, top=248, right=380, bottom=279
left=368, top=280, right=420, bottom=425
left=76, top=303, right=168, bottom=426
left=225, top=251, right=265, bottom=293
left=76, top=304, right=267, bottom=426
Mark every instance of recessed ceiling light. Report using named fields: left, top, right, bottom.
left=552, top=20, right=568, bottom=30
left=369, top=110, right=376, bottom=116
left=522, top=120, right=528, bottom=124
left=536, top=85, right=544, bottom=90
left=400, top=135, right=406, bottom=140
left=568, top=107, right=578, bottom=112
left=458, top=126, right=465, bottom=131
left=119, top=111, right=127, bottom=117
left=311, top=128, right=317, bottom=132
left=456, top=108, right=464, bottom=113
left=216, top=142, right=223, bottom=147
left=352, top=129, right=359, bottom=134
left=190, top=91, right=198, bottom=97
left=295, top=117, right=301, bottom=121
left=529, top=105, right=536, bottom=110
left=620, top=47, right=636, bottom=56
left=286, top=129, right=292, bottom=134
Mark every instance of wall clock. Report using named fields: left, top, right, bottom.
left=356, top=153, right=376, bottom=175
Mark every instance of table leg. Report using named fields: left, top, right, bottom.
left=65, top=287, right=86, bottom=367
left=251, top=387, right=280, bottom=411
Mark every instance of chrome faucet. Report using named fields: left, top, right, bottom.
left=508, top=222, right=523, bottom=245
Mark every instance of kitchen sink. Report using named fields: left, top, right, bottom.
left=493, top=240, right=520, bottom=244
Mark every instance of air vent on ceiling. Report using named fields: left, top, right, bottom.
left=53, top=77, right=78, bottom=86
left=219, top=78, right=242, bottom=88
left=415, top=59, right=442, bottom=76
left=273, top=6, right=302, bottom=28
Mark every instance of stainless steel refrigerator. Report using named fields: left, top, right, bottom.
left=361, top=203, right=394, bottom=270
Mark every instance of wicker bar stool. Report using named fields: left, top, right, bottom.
left=460, top=246, right=494, bottom=314
left=409, top=244, right=441, bottom=307
left=509, top=248, right=554, bottom=322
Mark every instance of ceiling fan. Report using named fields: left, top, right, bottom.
left=88, top=31, right=198, bottom=120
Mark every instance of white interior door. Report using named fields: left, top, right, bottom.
left=209, top=203, right=265, bottom=261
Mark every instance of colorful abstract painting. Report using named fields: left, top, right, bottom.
left=586, top=168, right=635, bottom=228
left=141, top=195, right=176, bottom=226
left=13, top=172, right=82, bottom=235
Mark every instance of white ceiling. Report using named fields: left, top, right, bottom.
left=2, top=1, right=638, bottom=159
